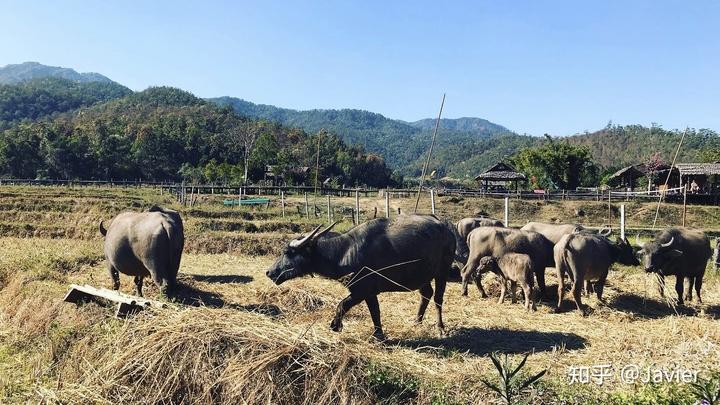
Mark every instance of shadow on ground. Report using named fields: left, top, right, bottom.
left=171, top=281, right=282, bottom=317
left=184, top=274, right=254, bottom=284
left=389, top=327, right=587, bottom=356
left=607, top=292, right=704, bottom=318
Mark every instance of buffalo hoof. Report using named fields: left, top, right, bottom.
left=437, top=327, right=446, bottom=338
left=330, top=320, right=343, bottom=332
left=371, top=331, right=387, bottom=342
left=554, top=306, right=562, bottom=314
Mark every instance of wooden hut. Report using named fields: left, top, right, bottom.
left=676, top=163, right=720, bottom=194
left=607, top=165, right=644, bottom=189
left=474, top=162, right=527, bottom=192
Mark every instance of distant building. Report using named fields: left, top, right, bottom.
left=474, top=162, right=527, bottom=191
left=264, top=165, right=311, bottom=186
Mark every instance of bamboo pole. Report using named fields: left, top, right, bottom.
left=414, top=94, right=445, bottom=213
left=385, top=191, right=390, bottom=218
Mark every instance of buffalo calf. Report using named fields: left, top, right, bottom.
left=476, top=254, right=536, bottom=311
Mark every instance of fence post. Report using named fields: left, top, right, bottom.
left=327, top=194, right=331, bottom=223
left=504, top=196, right=510, bottom=227
left=607, top=189, right=612, bottom=221
left=430, top=189, right=436, bottom=214
left=355, top=189, right=360, bottom=224
left=304, top=193, right=309, bottom=219
left=620, top=204, right=625, bottom=240
left=385, top=190, right=390, bottom=218
left=682, top=184, right=688, bottom=227
left=281, top=191, right=285, bottom=218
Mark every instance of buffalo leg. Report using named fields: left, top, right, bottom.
left=521, top=283, right=535, bottom=311
left=474, top=274, right=488, bottom=298
left=416, top=284, right=433, bottom=324
left=594, top=275, right=607, bottom=303
left=433, top=278, right=447, bottom=336
left=365, top=295, right=384, bottom=340
left=684, top=277, right=694, bottom=302
left=510, top=281, right=517, bottom=304
left=498, top=280, right=507, bottom=304
left=535, top=267, right=547, bottom=299
left=107, top=264, right=120, bottom=290
left=585, top=280, right=594, bottom=296
left=133, top=276, right=144, bottom=297
left=674, top=276, right=684, bottom=306
left=461, top=256, right=485, bottom=297
left=555, top=267, right=565, bottom=312
left=331, top=294, right=363, bottom=332
left=572, top=282, right=584, bottom=315
left=694, top=275, right=703, bottom=303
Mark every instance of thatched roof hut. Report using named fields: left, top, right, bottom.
left=475, top=162, right=526, bottom=190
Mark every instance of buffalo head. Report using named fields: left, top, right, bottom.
left=614, top=237, right=640, bottom=266
left=266, top=222, right=337, bottom=285
left=635, top=234, right=682, bottom=274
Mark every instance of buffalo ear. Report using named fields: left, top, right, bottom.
left=667, top=249, right=683, bottom=258
left=99, top=220, right=107, bottom=236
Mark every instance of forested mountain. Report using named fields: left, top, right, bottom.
left=0, top=62, right=114, bottom=84
left=0, top=77, right=132, bottom=127
left=407, top=117, right=508, bottom=134
left=210, top=97, right=720, bottom=181
left=0, top=87, right=395, bottom=186
left=1, top=62, right=718, bottom=186
left=209, top=97, right=515, bottom=177
left=565, top=125, right=720, bottom=168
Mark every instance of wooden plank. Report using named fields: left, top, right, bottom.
left=64, top=284, right=167, bottom=318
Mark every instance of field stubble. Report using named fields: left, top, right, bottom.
left=0, top=186, right=719, bottom=404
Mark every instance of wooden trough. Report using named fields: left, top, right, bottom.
left=64, top=284, right=168, bottom=318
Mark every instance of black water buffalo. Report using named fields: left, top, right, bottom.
left=99, top=206, right=184, bottom=296
left=461, top=227, right=554, bottom=299
left=637, top=227, right=711, bottom=305
left=266, top=215, right=456, bottom=340
left=521, top=222, right=611, bottom=245
left=554, top=233, right=639, bottom=314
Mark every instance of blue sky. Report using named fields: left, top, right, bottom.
left=1, top=0, right=718, bottom=135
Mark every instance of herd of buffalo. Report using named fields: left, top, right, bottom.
left=99, top=205, right=718, bottom=340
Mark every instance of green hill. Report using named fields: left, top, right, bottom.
left=0, top=77, right=132, bottom=127
left=0, top=87, right=395, bottom=186
left=208, top=97, right=515, bottom=177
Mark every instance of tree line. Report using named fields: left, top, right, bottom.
left=0, top=86, right=396, bottom=187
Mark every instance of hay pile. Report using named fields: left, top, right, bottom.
left=50, top=308, right=376, bottom=405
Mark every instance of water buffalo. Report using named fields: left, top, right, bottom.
left=521, top=222, right=611, bottom=245
left=266, top=215, right=456, bottom=340
left=636, top=227, right=711, bottom=305
left=461, top=227, right=554, bottom=299
left=473, top=254, right=536, bottom=311
left=453, top=217, right=504, bottom=262
left=554, top=233, right=639, bottom=314
left=99, top=206, right=184, bottom=296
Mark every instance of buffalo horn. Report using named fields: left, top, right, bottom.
left=660, top=236, right=675, bottom=248
left=315, top=221, right=339, bottom=239
left=598, top=226, right=612, bottom=237
left=290, top=224, right=324, bottom=248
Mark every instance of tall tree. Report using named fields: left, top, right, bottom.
left=512, top=135, right=598, bottom=190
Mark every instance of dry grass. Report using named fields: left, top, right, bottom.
left=1, top=185, right=719, bottom=404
